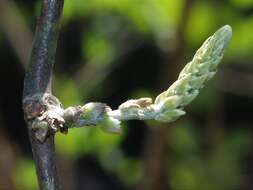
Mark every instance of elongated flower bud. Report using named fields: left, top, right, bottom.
left=59, top=25, right=232, bottom=135
left=154, top=25, right=232, bottom=122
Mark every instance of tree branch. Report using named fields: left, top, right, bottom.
left=23, top=0, right=64, bottom=190
left=23, top=3, right=231, bottom=187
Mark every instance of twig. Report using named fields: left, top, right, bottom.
left=25, top=25, right=232, bottom=143
left=63, top=25, right=232, bottom=132
left=22, top=0, right=64, bottom=189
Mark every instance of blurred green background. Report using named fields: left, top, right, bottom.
left=0, top=0, right=253, bottom=189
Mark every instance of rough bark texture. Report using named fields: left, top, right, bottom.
left=23, top=0, right=64, bottom=189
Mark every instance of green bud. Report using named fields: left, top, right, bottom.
left=153, top=25, right=232, bottom=123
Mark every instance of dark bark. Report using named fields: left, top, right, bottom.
left=23, top=0, right=64, bottom=96
left=23, top=0, right=64, bottom=189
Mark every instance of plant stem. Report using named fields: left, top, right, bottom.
left=23, top=0, right=64, bottom=189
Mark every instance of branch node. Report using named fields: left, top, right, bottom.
left=23, top=93, right=66, bottom=142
